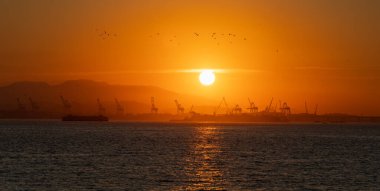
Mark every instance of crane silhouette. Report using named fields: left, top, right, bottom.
left=174, top=99, right=184, bottom=114
left=115, top=98, right=124, bottom=114
left=29, top=97, right=39, bottom=110
left=60, top=96, right=72, bottom=113
left=232, top=104, right=242, bottom=114
left=151, top=97, right=158, bottom=114
left=17, top=98, right=26, bottom=111
left=247, top=98, right=258, bottom=113
left=214, top=97, right=230, bottom=115
left=280, top=102, right=291, bottom=116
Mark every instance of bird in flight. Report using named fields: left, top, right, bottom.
left=97, top=29, right=117, bottom=40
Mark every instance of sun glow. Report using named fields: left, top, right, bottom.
left=199, top=70, right=215, bottom=86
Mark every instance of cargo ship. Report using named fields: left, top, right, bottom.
left=62, top=115, right=109, bottom=122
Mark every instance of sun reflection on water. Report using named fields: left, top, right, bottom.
left=181, top=126, right=228, bottom=190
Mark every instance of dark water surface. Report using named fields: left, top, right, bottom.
left=0, top=120, right=379, bottom=190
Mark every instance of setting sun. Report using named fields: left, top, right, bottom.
left=1, top=1, right=380, bottom=190
left=199, top=70, right=215, bottom=86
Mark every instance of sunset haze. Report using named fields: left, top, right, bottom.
left=1, top=0, right=380, bottom=115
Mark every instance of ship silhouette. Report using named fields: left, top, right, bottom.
left=62, top=115, right=108, bottom=122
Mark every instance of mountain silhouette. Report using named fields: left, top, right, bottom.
left=0, top=80, right=207, bottom=117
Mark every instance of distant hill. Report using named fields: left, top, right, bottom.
left=0, top=80, right=210, bottom=116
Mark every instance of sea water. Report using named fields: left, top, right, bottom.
left=0, top=120, right=379, bottom=190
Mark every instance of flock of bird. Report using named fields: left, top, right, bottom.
left=149, top=32, right=248, bottom=46
left=95, top=29, right=279, bottom=53
left=96, top=29, right=118, bottom=40
left=96, top=28, right=247, bottom=45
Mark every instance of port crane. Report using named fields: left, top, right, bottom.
left=174, top=99, right=184, bottom=114
left=151, top=97, right=158, bottom=114
left=265, top=98, right=274, bottom=112
left=114, top=98, right=124, bottom=114
left=189, top=105, right=197, bottom=115
left=17, top=97, right=26, bottom=110
left=60, top=96, right=72, bottom=113
left=247, top=98, right=258, bottom=113
left=232, top=104, right=242, bottom=114
left=214, top=97, right=230, bottom=115
left=29, top=97, right=39, bottom=110
left=314, top=104, right=318, bottom=115
left=279, top=102, right=291, bottom=116
left=97, top=98, right=106, bottom=114
left=274, top=102, right=278, bottom=112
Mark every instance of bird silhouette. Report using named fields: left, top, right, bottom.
left=97, top=30, right=117, bottom=40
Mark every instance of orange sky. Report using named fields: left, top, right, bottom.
left=0, top=0, right=380, bottom=115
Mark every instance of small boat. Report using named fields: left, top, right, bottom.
left=62, top=115, right=109, bottom=122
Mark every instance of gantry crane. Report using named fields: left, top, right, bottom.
left=29, top=97, right=39, bottom=110
left=151, top=97, right=158, bottom=114
left=265, top=98, right=274, bottom=112
left=115, top=98, right=124, bottom=114
left=174, top=99, right=184, bottom=114
left=314, top=104, right=318, bottom=115
left=189, top=105, right=197, bottom=115
left=214, top=97, right=230, bottom=115
left=232, top=104, right=242, bottom=114
left=247, top=98, right=258, bottom=113
left=280, top=102, right=291, bottom=116
left=60, top=96, right=72, bottom=113
left=17, top=97, right=26, bottom=110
